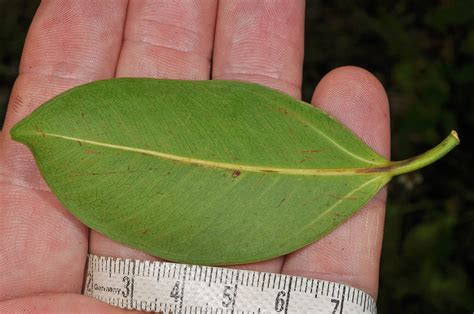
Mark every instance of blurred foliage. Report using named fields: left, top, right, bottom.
left=0, top=0, right=473, bottom=313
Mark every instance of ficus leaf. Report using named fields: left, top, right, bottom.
left=10, top=78, right=459, bottom=265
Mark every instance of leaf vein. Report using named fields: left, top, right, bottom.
left=41, top=132, right=387, bottom=176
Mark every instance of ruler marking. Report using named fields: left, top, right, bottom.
left=214, top=267, right=218, bottom=283
left=130, top=276, right=135, bottom=306
left=315, top=280, right=319, bottom=298
left=231, top=272, right=239, bottom=314
left=260, top=273, right=266, bottom=291
left=272, top=273, right=276, bottom=289
left=203, top=266, right=208, bottom=284
left=284, top=276, right=292, bottom=314
left=208, top=268, right=213, bottom=287
left=309, top=279, right=313, bottom=293
left=157, top=263, right=162, bottom=282
left=363, top=292, right=367, bottom=312
left=339, top=285, right=346, bottom=314
left=179, top=265, right=187, bottom=314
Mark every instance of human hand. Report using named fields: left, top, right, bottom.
left=0, top=1, right=390, bottom=312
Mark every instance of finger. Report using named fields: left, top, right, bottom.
left=213, top=0, right=305, bottom=98
left=89, top=0, right=218, bottom=261
left=115, top=0, right=217, bottom=79
left=0, top=0, right=127, bottom=300
left=281, top=66, right=390, bottom=298
left=212, top=0, right=305, bottom=272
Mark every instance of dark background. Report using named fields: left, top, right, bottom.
left=1, top=1, right=472, bottom=312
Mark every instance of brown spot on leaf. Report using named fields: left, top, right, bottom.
left=299, top=157, right=315, bottom=163
left=278, top=198, right=286, bottom=207
left=34, top=126, right=46, bottom=137
left=278, top=107, right=289, bottom=115
left=301, top=149, right=322, bottom=153
left=84, top=149, right=97, bottom=155
left=232, top=170, right=241, bottom=178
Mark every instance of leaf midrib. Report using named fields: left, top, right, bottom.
left=38, top=132, right=389, bottom=176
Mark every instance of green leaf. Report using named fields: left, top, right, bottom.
left=9, top=78, right=459, bottom=265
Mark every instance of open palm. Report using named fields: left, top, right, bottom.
left=0, top=1, right=390, bottom=312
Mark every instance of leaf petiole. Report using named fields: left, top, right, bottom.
left=382, top=130, right=460, bottom=177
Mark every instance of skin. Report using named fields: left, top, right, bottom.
left=0, top=1, right=390, bottom=312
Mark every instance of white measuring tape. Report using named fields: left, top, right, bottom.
left=84, top=254, right=376, bottom=313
